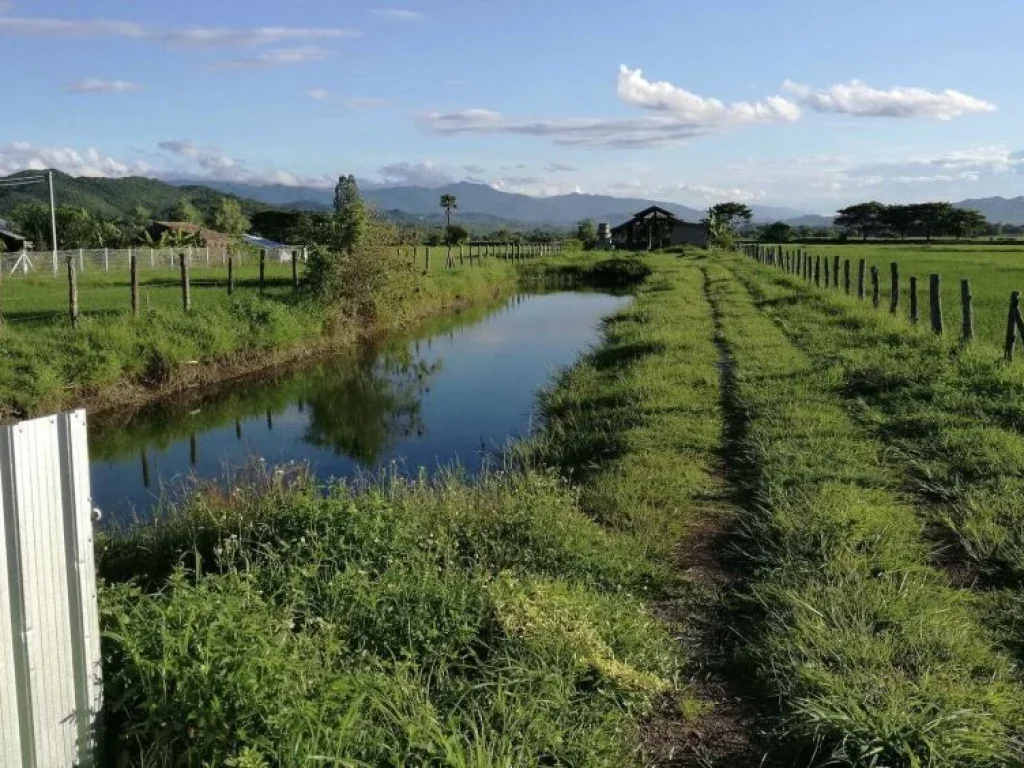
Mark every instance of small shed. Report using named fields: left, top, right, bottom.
left=0, top=218, right=32, bottom=252
left=610, top=206, right=709, bottom=250
left=242, top=234, right=304, bottom=263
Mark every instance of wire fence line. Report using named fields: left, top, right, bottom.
left=0, top=246, right=301, bottom=279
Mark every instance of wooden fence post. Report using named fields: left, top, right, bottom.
left=844, top=259, right=851, bottom=294
left=259, top=249, right=266, bottom=295
left=814, top=254, right=821, bottom=287
left=180, top=252, right=191, bottom=312
left=961, top=279, right=974, bottom=342
left=824, top=255, right=830, bottom=286
left=425, top=245, right=431, bottom=271
left=890, top=262, right=899, bottom=314
left=929, top=273, right=942, bottom=334
left=130, top=249, right=139, bottom=317
left=833, top=255, right=840, bottom=289
left=910, top=276, right=919, bottom=324
left=857, top=259, right=866, bottom=299
left=1006, top=292, right=1021, bottom=361
left=67, top=255, right=79, bottom=328
left=870, top=265, right=880, bottom=308
left=292, top=250, right=299, bottom=288
left=228, top=253, right=234, bottom=295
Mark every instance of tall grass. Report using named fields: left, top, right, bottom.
left=710, top=255, right=1024, bottom=765
left=99, top=470, right=680, bottom=766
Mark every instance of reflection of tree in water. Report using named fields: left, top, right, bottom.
left=301, top=347, right=439, bottom=465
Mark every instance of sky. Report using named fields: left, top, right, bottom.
left=0, top=0, right=1021, bottom=213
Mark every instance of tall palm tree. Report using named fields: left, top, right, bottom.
left=440, top=194, right=457, bottom=241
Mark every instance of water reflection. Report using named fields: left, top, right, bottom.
left=90, top=291, right=630, bottom=525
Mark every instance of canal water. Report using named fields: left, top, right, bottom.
left=90, top=291, right=629, bottom=525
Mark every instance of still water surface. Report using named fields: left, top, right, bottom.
left=90, top=291, right=629, bottom=524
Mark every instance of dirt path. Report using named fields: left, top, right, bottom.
left=640, top=263, right=764, bottom=767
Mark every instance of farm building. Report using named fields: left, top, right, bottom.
left=146, top=221, right=234, bottom=249
left=0, top=218, right=32, bottom=251
left=242, top=234, right=305, bottom=263
left=611, top=206, right=709, bottom=250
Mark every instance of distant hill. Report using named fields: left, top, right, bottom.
left=183, top=179, right=711, bottom=225
left=954, top=197, right=1024, bottom=226
left=0, top=170, right=274, bottom=221
left=784, top=214, right=835, bottom=228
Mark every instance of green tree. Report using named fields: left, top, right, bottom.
left=440, top=194, right=457, bottom=238
left=9, top=202, right=51, bottom=250
left=944, top=207, right=987, bottom=240
left=761, top=221, right=792, bottom=243
left=445, top=223, right=469, bottom=245
left=575, top=219, right=597, bottom=247
left=709, top=202, right=753, bottom=233
left=701, top=207, right=734, bottom=249
left=881, top=204, right=916, bottom=240
left=835, top=201, right=886, bottom=241
left=333, top=175, right=367, bottom=254
left=54, top=207, right=96, bottom=249
left=212, top=198, right=251, bottom=235
left=170, top=197, right=203, bottom=225
left=909, top=202, right=954, bottom=241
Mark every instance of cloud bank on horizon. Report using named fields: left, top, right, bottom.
left=0, top=2, right=1015, bottom=210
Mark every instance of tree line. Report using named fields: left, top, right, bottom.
left=4, top=196, right=251, bottom=251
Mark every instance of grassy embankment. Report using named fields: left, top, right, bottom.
left=99, top=250, right=1024, bottom=765
left=0, top=254, right=515, bottom=420
left=97, top=253, right=732, bottom=766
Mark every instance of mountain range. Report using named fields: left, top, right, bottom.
left=177, top=179, right=808, bottom=226
left=3, top=170, right=1024, bottom=229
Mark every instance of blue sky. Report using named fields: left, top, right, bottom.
left=0, top=0, right=1020, bottom=212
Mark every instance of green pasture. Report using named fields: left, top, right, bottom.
left=768, top=243, right=1024, bottom=342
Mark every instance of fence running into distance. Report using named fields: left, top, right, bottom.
left=0, top=241, right=566, bottom=327
left=743, top=243, right=1024, bottom=361
left=0, top=410, right=101, bottom=767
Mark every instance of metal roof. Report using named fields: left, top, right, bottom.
left=242, top=234, right=290, bottom=249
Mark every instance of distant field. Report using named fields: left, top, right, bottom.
left=0, top=261, right=299, bottom=324
left=770, top=243, right=1024, bottom=343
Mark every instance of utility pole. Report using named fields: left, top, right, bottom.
left=48, top=170, right=58, bottom=271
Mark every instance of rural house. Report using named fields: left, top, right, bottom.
left=610, top=206, right=709, bottom=250
left=0, top=218, right=32, bottom=251
left=146, top=221, right=234, bottom=249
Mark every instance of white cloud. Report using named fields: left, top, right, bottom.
left=617, top=65, right=801, bottom=125
left=783, top=79, right=995, bottom=120
left=421, top=66, right=801, bottom=149
left=306, top=88, right=331, bottom=101
left=0, top=141, right=152, bottom=177
left=545, top=162, right=577, bottom=172
left=209, top=46, right=330, bottom=71
left=0, top=17, right=359, bottom=46
left=67, top=78, right=141, bottom=93
left=421, top=110, right=715, bottom=149
left=371, top=9, right=423, bottom=21
left=377, top=161, right=455, bottom=187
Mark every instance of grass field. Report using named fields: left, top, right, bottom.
left=0, top=251, right=517, bottom=419
left=96, top=251, right=1024, bottom=765
left=764, top=242, right=1024, bottom=342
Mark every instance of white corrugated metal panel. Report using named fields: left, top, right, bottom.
left=0, top=410, right=100, bottom=767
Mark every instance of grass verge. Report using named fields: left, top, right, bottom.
left=706, top=254, right=1024, bottom=765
